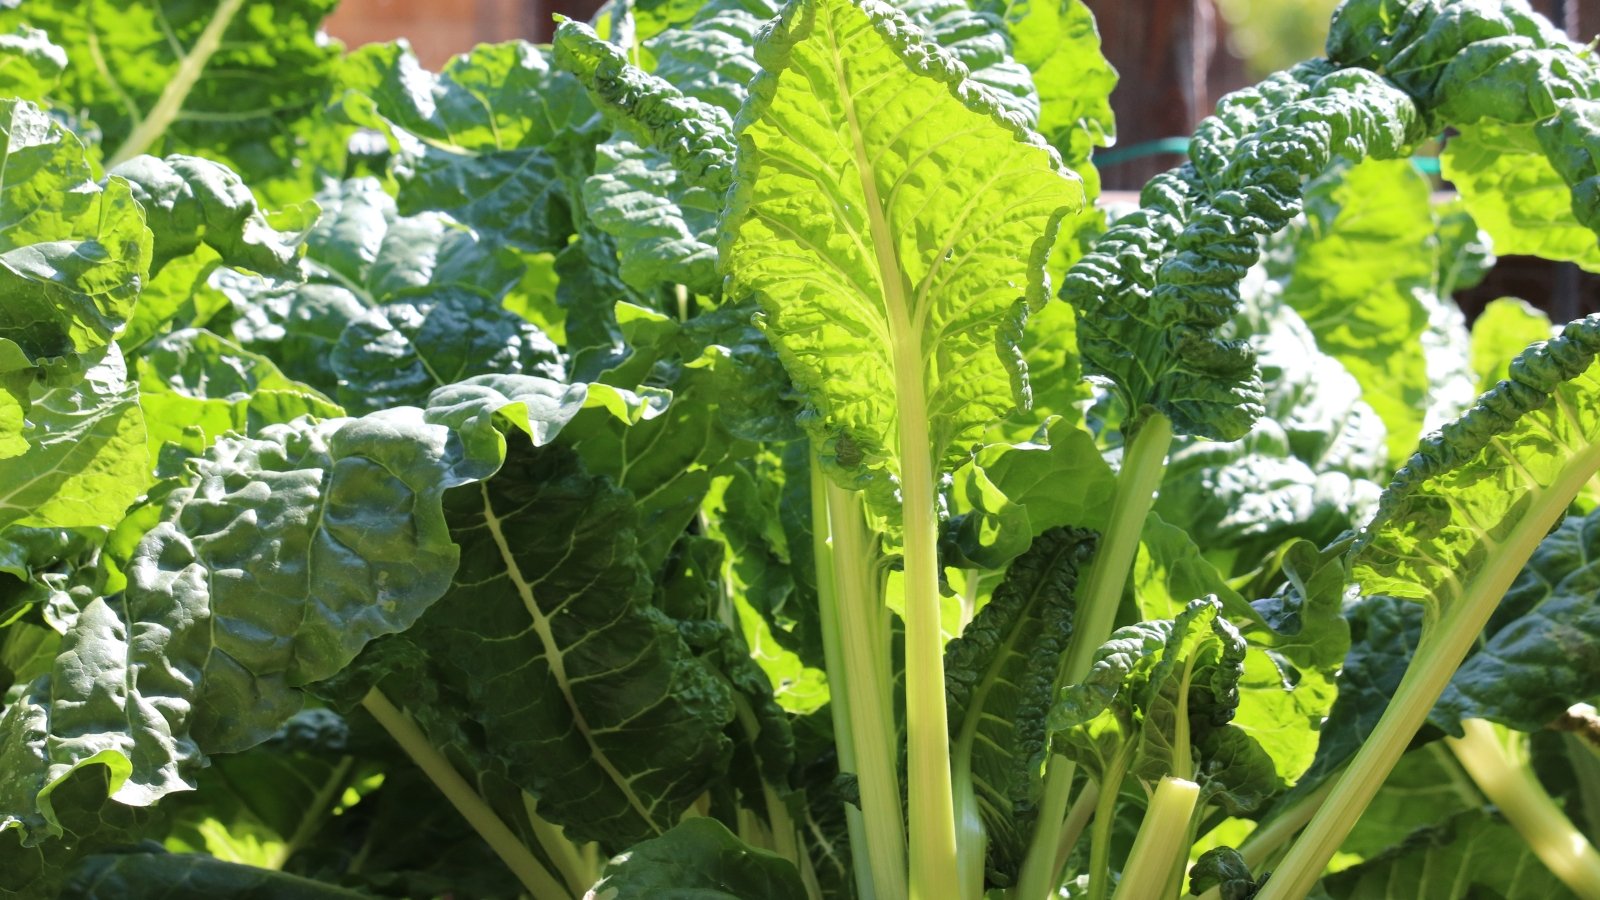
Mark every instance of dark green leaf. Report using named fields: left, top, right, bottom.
left=587, top=817, right=807, bottom=900
left=63, top=849, right=372, bottom=899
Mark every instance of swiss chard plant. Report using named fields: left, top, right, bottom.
left=2, top=0, right=1600, bottom=898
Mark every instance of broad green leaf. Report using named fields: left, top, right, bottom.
left=0, top=346, right=148, bottom=533
left=944, top=526, right=1096, bottom=885
left=896, top=0, right=1040, bottom=126
left=558, top=299, right=798, bottom=571
left=1354, top=314, right=1600, bottom=620
left=678, top=302, right=805, bottom=444
left=1281, top=159, right=1440, bottom=464
left=109, top=155, right=313, bottom=277
left=291, top=179, right=521, bottom=306
left=0, top=766, right=160, bottom=899
left=1470, top=297, right=1553, bottom=394
left=1443, top=121, right=1600, bottom=271
left=219, top=270, right=366, bottom=399
left=118, top=249, right=233, bottom=353
left=1320, top=808, right=1569, bottom=899
left=0, top=404, right=544, bottom=850
left=558, top=345, right=752, bottom=571
left=562, top=0, right=1058, bottom=295
left=334, top=41, right=596, bottom=254
left=554, top=15, right=748, bottom=293
left=1046, top=599, right=1277, bottom=812
left=586, top=817, right=808, bottom=900
left=584, top=134, right=727, bottom=293
left=720, top=0, right=1083, bottom=513
left=976, top=0, right=1116, bottom=196
left=0, top=25, right=65, bottom=99
left=556, top=226, right=640, bottom=378
left=0, top=99, right=150, bottom=364
left=422, top=373, right=669, bottom=454
left=1324, top=0, right=1580, bottom=114
left=346, top=440, right=736, bottom=852
left=135, top=329, right=342, bottom=462
left=1070, top=65, right=1423, bottom=443
left=331, top=293, right=565, bottom=415
left=1155, top=299, right=1386, bottom=568
left=553, top=19, right=739, bottom=194
left=0, top=525, right=105, bottom=639
left=2, top=0, right=349, bottom=204
left=1536, top=98, right=1600, bottom=238
left=223, top=178, right=522, bottom=396
left=62, top=850, right=371, bottom=899
left=702, top=454, right=830, bottom=714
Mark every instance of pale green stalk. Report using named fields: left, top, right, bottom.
left=813, top=455, right=878, bottom=900
left=1086, top=748, right=1133, bottom=900
left=361, top=689, right=570, bottom=900
left=523, top=794, right=598, bottom=897
left=270, top=756, right=353, bottom=869
left=824, top=474, right=908, bottom=900
left=1194, top=775, right=1335, bottom=900
left=1447, top=718, right=1600, bottom=899
left=1258, top=441, right=1600, bottom=900
left=1056, top=779, right=1102, bottom=876
left=108, top=0, right=246, bottom=166
left=1159, top=803, right=1205, bottom=900
left=900, top=444, right=961, bottom=898
left=1016, top=413, right=1174, bottom=900
left=1111, top=777, right=1201, bottom=900
left=730, top=693, right=805, bottom=865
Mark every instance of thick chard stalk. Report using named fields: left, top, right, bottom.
left=720, top=0, right=1082, bottom=895
left=811, top=457, right=886, bottom=900
left=1446, top=719, right=1600, bottom=899
left=814, top=456, right=907, bottom=900
left=1111, top=777, right=1201, bottom=900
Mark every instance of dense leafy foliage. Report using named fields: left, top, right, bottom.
left=2, top=0, right=1600, bottom=898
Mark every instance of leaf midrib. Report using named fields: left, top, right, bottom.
left=476, top=481, right=661, bottom=833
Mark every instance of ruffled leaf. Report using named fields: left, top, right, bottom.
left=944, top=526, right=1096, bottom=884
